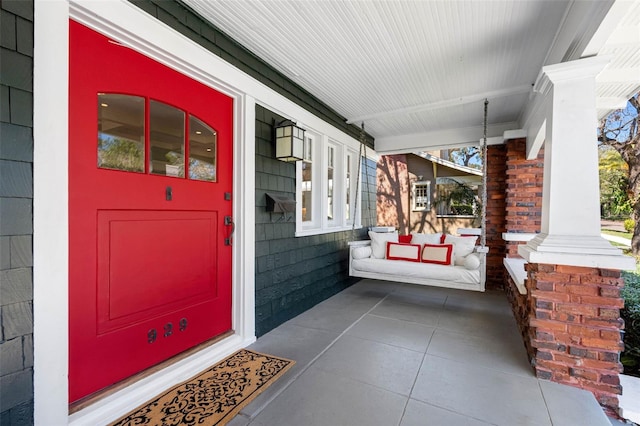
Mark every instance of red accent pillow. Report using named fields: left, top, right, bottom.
left=398, top=234, right=412, bottom=244
left=421, top=244, right=454, bottom=265
left=386, top=242, right=421, bottom=262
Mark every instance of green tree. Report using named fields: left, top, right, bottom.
left=98, top=137, right=144, bottom=172
left=599, top=146, right=631, bottom=218
left=599, top=92, right=640, bottom=255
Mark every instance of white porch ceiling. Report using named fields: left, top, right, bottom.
left=182, top=0, right=640, bottom=153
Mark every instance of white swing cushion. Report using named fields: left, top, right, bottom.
left=368, top=231, right=398, bottom=259
left=443, top=234, right=478, bottom=266
left=351, top=257, right=480, bottom=285
left=463, top=253, right=481, bottom=270
left=352, top=246, right=372, bottom=260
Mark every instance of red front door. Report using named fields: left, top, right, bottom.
left=69, top=21, right=234, bottom=402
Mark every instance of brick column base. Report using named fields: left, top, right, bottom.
left=505, top=273, right=535, bottom=360
left=526, top=263, right=625, bottom=415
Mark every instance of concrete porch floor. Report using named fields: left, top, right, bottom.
left=228, top=279, right=616, bottom=426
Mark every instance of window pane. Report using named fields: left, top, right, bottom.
left=189, top=115, right=217, bottom=182
left=98, top=94, right=145, bottom=173
left=302, top=136, right=312, bottom=222
left=327, top=146, right=334, bottom=221
left=412, top=181, right=431, bottom=211
left=150, top=100, right=185, bottom=177
left=346, top=154, right=351, bottom=221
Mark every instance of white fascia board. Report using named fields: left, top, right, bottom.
left=375, top=122, right=519, bottom=154
left=519, top=82, right=549, bottom=160
left=503, top=129, right=528, bottom=141
left=416, top=152, right=482, bottom=176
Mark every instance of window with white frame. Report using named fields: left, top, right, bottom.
left=412, top=181, right=431, bottom=211
left=327, top=144, right=335, bottom=221
left=345, top=152, right=352, bottom=222
left=301, top=135, right=313, bottom=223
left=296, top=132, right=360, bottom=236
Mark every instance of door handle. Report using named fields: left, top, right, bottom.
left=224, top=216, right=235, bottom=246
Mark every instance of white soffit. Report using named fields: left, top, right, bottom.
left=181, top=0, right=639, bottom=148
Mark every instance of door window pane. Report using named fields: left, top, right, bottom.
left=150, top=100, right=185, bottom=177
left=188, top=115, right=217, bottom=182
left=98, top=94, right=145, bottom=173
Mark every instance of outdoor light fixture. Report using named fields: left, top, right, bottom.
left=275, top=119, right=305, bottom=162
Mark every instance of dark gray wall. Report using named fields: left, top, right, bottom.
left=0, top=1, right=35, bottom=424
left=254, top=106, right=376, bottom=336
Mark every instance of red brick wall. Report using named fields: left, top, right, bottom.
left=527, top=263, right=625, bottom=415
left=485, top=145, right=507, bottom=289
left=505, top=139, right=543, bottom=257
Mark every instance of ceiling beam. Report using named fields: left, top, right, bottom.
left=374, top=122, right=519, bottom=155
left=346, top=85, right=532, bottom=124
left=597, top=68, right=640, bottom=83
left=596, top=96, right=630, bottom=110
left=582, top=0, right=639, bottom=56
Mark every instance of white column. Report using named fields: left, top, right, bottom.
left=519, top=57, right=635, bottom=270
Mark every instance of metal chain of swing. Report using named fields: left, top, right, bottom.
left=481, top=99, right=489, bottom=248
left=352, top=122, right=374, bottom=239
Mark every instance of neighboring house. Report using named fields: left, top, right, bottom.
left=0, top=0, right=639, bottom=424
left=377, top=152, right=482, bottom=235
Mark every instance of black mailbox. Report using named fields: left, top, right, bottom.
left=265, top=193, right=296, bottom=213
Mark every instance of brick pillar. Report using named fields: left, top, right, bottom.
left=505, top=139, right=543, bottom=257
left=527, top=263, right=625, bottom=415
left=485, top=145, right=507, bottom=289
left=503, top=139, right=544, bottom=358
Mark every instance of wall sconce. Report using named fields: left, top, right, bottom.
left=275, top=119, right=305, bottom=162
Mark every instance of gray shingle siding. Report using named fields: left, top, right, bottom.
left=253, top=105, right=375, bottom=336
left=0, top=2, right=34, bottom=423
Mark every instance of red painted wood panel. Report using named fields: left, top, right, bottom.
left=69, top=20, right=234, bottom=402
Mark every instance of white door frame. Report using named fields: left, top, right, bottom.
left=34, top=1, right=259, bottom=424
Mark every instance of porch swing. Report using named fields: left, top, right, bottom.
left=347, top=100, right=489, bottom=292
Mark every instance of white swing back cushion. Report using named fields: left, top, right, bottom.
left=443, top=235, right=478, bottom=265
left=410, top=232, right=442, bottom=245
left=421, top=244, right=454, bottom=265
left=386, top=242, right=421, bottom=262
left=368, top=231, right=398, bottom=258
